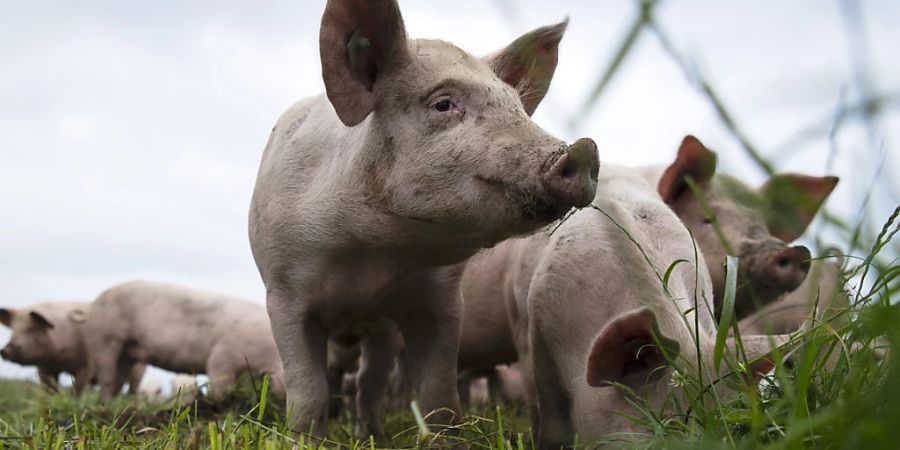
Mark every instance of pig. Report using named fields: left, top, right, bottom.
left=494, top=164, right=787, bottom=447
left=1, top=302, right=144, bottom=394
left=455, top=135, right=834, bottom=407
left=84, top=280, right=285, bottom=401
left=248, top=0, right=598, bottom=440
left=740, top=259, right=849, bottom=335
left=641, top=135, right=838, bottom=319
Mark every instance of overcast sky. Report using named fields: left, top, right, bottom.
left=2, top=1, right=898, bottom=381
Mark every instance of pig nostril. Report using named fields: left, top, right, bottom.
left=777, top=257, right=791, bottom=269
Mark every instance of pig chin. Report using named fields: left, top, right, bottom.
left=474, top=175, right=567, bottom=226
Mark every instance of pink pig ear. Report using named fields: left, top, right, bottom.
left=320, top=0, right=409, bottom=127
left=762, top=174, right=838, bottom=242
left=0, top=308, right=12, bottom=327
left=484, top=19, right=568, bottom=116
left=586, top=308, right=680, bottom=388
left=29, top=311, right=54, bottom=329
left=658, top=135, right=718, bottom=204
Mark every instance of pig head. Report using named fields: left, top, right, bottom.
left=653, top=135, right=838, bottom=319
left=1, top=302, right=95, bottom=393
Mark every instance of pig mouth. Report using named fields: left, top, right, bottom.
left=474, top=175, right=562, bottom=221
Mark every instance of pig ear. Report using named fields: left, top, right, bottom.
left=29, top=311, right=54, bottom=329
left=0, top=308, right=12, bottom=327
left=658, top=135, right=718, bottom=204
left=725, top=334, right=791, bottom=377
left=586, top=307, right=680, bottom=388
left=484, top=19, right=568, bottom=116
left=320, top=0, right=408, bottom=126
left=762, top=174, right=838, bottom=242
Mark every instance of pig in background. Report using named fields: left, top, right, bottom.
left=1, top=301, right=144, bottom=394
left=741, top=256, right=849, bottom=335
left=479, top=163, right=788, bottom=447
left=640, top=135, right=838, bottom=320
left=248, top=0, right=598, bottom=440
left=84, top=280, right=284, bottom=401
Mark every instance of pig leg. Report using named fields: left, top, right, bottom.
left=73, top=366, right=92, bottom=395
left=456, top=370, right=472, bottom=406
left=529, top=328, right=574, bottom=450
left=126, top=363, right=146, bottom=395
left=355, top=331, right=397, bottom=440
left=91, top=343, right=124, bottom=402
left=267, top=289, right=330, bottom=439
left=398, top=280, right=464, bottom=431
left=206, top=345, right=239, bottom=399
left=37, top=368, right=60, bottom=393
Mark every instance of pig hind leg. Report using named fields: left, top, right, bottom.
left=355, top=331, right=398, bottom=440
left=206, top=345, right=240, bottom=399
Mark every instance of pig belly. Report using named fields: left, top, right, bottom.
left=132, top=337, right=212, bottom=374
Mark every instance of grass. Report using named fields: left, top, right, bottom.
left=0, top=208, right=896, bottom=449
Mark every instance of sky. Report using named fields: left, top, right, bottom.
left=1, top=0, right=898, bottom=382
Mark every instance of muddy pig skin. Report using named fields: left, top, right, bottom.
left=84, top=281, right=284, bottom=401
left=460, top=164, right=789, bottom=448
left=455, top=134, right=831, bottom=403
left=641, top=135, right=837, bottom=319
left=248, top=0, right=599, bottom=439
left=528, top=165, right=789, bottom=447
left=1, top=302, right=144, bottom=394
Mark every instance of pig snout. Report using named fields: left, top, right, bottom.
left=541, top=138, right=600, bottom=209
left=0, top=344, right=16, bottom=360
left=765, top=245, right=811, bottom=290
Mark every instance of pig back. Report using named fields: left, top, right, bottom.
left=88, top=281, right=259, bottom=374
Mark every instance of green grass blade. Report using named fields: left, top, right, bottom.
left=714, top=254, right=739, bottom=373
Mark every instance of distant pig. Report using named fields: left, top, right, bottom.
left=1, top=302, right=144, bottom=394
left=641, top=135, right=838, bottom=319
left=249, top=0, right=598, bottom=439
left=84, top=281, right=284, bottom=401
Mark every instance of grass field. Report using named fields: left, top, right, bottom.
left=0, top=218, right=897, bottom=450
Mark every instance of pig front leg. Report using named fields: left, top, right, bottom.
left=398, top=276, right=464, bottom=433
left=267, top=287, right=330, bottom=440
left=355, top=330, right=399, bottom=440
left=126, top=363, right=146, bottom=395
left=37, top=368, right=60, bottom=393
left=72, top=365, right=93, bottom=395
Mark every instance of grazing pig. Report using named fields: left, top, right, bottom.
left=740, top=259, right=849, bottom=335
left=0, top=302, right=144, bottom=394
left=520, top=165, right=788, bottom=447
left=641, top=135, right=838, bottom=319
left=84, top=281, right=284, bottom=401
left=248, top=0, right=598, bottom=439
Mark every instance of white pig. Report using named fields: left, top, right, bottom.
left=84, top=281, right=284, bottom=401
left=1, top=302, right=144, bottom=394
left=248, top=0, right=599, bottom=439
left=641, top=135, right=838, bottom=319
left=465, top=164, right=789, bottom=447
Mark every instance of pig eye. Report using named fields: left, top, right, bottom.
left=703, top=216, right=714, bottom=225
left=433, top=99, right=456, bottom=113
